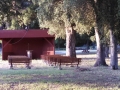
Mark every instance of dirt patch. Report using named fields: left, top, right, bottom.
left=75, top=67, right=91, bottom=71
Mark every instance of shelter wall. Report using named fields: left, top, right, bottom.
left=2, top=38, right=55, bottom=60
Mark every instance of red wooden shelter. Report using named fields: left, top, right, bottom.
left=0, top=29, right=55, bottom=60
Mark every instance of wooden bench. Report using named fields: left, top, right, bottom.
left=41, top=55, right=81, bottom=70
left=8, top=55, right=31, bottom=69
left=57, top=56, right=81, bottom=69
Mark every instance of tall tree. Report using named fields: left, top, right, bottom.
left=91, top=0, right=119, bottom=68
left=107, top=0, right=118, bottom=69
left=37, top=0, right=119, bottom=68
left=37, top=0, right=94, bottom=57
left=96, top=0, right=119, bottom=69
left=89, top=0, right=108, bottom=66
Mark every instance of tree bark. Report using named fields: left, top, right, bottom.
left=94, top=27, right=107, bottom=66
left=66, top=27, right=76, bottom=57
left=109, top=0, right=118, bottom=70
left=105, top=45, right=109, bottom=57
left=110, top=29, right=118, bottom=70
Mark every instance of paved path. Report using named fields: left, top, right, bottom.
left=55, top=50, right=97, bottom=55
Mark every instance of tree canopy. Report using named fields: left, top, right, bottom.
left=37, top=0, right=95, bottom=39
left=0, top=0, right=39, bottom=30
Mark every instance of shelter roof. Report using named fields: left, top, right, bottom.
left=0, top=29, right=54, bottom=39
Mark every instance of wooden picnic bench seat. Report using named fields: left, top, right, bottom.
left=41, top=55, right=61, bottom=65
left=41, top=55, right=81, bottom=70
left=53, top=56, right=81, bottom=70
left=8, top=55, right=31, bottom=69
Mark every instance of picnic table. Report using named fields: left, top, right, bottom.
left=41, top=55, right=81, bottom=70
left=82, top=49, right=89, bottom=53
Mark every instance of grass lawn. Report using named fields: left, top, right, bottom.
left=0, top=54, right=120, bottom=90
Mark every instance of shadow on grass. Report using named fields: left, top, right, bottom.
left=0, top=66, right=120, bottom=89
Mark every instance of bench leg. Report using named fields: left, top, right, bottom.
left=58, top=65, right=62, bottom=70
left=76, top=60, right=80, bottom=69
left=26, top=63, right=31, bottom=69
left=58, top=60, right=62, bottom=70
left=76, top=65, right=79, bottom=69
left=10, top=66, right=13, bottom=69
left=10, top=59, right=13, bottom=69
left=54, top=59, right=57, bottom=66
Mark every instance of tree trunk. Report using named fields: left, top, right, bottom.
left=94, top=27, right=107, bottom=66
left=110, top=29, right=118, bottom=70
left=105, top=45, right=109, bottom=57
left=57, top=39, right=60, bottom=50
left=66, top=27, right=76, bottom=57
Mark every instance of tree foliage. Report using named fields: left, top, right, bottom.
left=0, top=0, right=39, bottom=30
left=37, top=0, right=95, bottom=39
